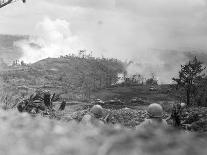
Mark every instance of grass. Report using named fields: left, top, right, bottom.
left=0, top=55, right=125, bottom=102
left=93, top=85, right=174, bottom=103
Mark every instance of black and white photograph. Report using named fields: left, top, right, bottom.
left=1, top=0, right=207, bottom=155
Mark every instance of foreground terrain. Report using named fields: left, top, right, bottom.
left=0, top=109, right=207, bottom=155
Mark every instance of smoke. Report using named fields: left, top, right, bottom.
left=15, top=17, right=86, bottom=63
left=15, top=16, right=207, bottom=84
left=125, top=50, right=207, bottom=84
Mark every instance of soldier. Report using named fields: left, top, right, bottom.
left=17, top=99, right=28, bottom=112
left=136, top=103, right=168, bottom=129
left=43, top=90, right=51, bottom=108
left=81, top=105, right=105, bottom=127
left=59, top=100, right=66, bottom=111
left=168, top=102, right=186, bottom=128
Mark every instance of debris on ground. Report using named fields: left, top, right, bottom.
left=91, top=97, right=150, bottom=109
left=181, top=106, right=207, bottom=132
left=106, top=108, right=148, bottom=128
left=91, top=99, right=105, bottom=105
left=15, top=91, right=207, bottom=132
left=70, top=107, right=169, bottom=128
left=130, top=97, right=145, bottom=104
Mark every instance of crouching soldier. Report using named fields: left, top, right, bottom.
left=136, top=103, right=168, bottom=129
left=167, top=102, right=186, bottom=128
left=81, top=105, right=105, bottom=127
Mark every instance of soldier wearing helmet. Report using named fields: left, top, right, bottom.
left=167, top=102, right=186, bottom=128
left=81, top=105, right=105, bottom=127
left=136, top=103, right=168, bottom=129
left=180, top=102, right=186, bottom=108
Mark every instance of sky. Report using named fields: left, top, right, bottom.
left=1, top=0, right=207, bottom=83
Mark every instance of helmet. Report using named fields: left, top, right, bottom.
left=43, top=90, right=50, bottom=96
left=90, top=105, right=103, bottom=118
left=147, top=103, right=163, bottom=118
left=180, top=102, right=186, bottom=108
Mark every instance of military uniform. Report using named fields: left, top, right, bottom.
left=136, top=103, right=168, bottom=129
left=171, top=103, right=182, bottom=127
left=81, top=105, right=105, bottom=127
left=138, top=118, right=168, bottom=129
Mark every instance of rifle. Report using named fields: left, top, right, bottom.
left=102, top=113, right=110, bottom=123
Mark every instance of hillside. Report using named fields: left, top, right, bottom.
left=0, top=34, right=173, bottom=109
left=0, top=56, right=125, bottom=102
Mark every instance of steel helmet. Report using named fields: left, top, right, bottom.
left=90, top=105, right=103, bottom=118
left=147, top=103, right=163, bottom=118
left=180, top=102, right=186, bottom=108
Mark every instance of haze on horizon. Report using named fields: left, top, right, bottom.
left=1, top=0, right=207, bottom=83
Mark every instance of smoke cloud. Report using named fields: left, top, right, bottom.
left=16, top=17, right=86, bottom=63
left=15, top=17, right=207, bottom=84
left=10, top=0, right=207, bottom=83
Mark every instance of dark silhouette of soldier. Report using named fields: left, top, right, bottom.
left=59, top=101, right=66, bottom=111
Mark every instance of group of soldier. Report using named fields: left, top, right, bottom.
left=81, top=102, right=186, bottom=129
left=17, top=89, right=187, bottom=129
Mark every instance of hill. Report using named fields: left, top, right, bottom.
left=0, top=55, right=125, bottom=102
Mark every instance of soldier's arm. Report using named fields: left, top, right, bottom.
left=103, top=113, right=110, bottom=123
left=165, top=115, right=172, bottom=121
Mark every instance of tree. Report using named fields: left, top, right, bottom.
left=172, top=56, right=206, bottom=105
left=194, top=77, right=207, bottom=106
left=0, top=0, right=26, bottom=8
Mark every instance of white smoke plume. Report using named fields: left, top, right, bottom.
left=124, top=50, right=200, bottom=84
left=15, top=17, right=207, bottom=84
left=15, top=17, right=86, bottom=63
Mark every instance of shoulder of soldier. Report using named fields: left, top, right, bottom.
left=161, top=119, right=169, bottom=127
left=162, top=119, right=168, bottom=124
left=95, top=119, right=105, bottom=126
left=136, top=119, right=152, bottom=129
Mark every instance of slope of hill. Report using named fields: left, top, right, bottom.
left=0, top=56, right=125, bottom=101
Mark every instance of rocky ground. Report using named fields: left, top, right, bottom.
left=2, top=87, right=207, bottom=154
left=71, top=104, right=207, bottom=132
left=0, top=109, right=207, bottom=155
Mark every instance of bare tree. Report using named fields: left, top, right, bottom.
left=0, top=0, right=26, bottom=8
